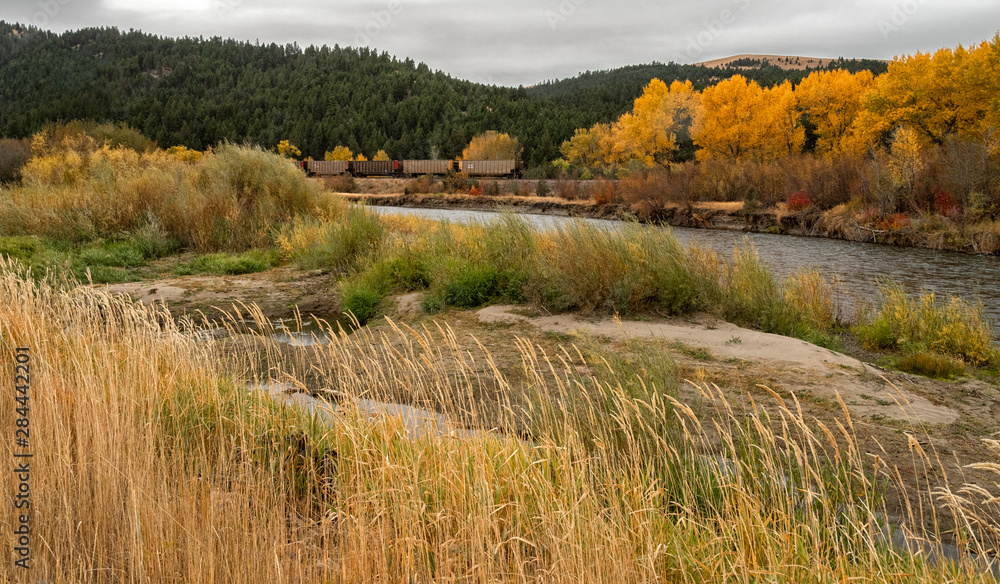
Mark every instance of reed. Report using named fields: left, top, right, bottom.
left=0, top=265, right=996, bottom=581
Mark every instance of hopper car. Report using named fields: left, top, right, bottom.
left=301, top=159, right=522, bottom=178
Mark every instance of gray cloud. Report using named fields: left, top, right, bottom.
left=1, top=0, right=997, bottom=85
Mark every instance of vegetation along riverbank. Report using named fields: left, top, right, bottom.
left=1, top=122, right=999, bottom=579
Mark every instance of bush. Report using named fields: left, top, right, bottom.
left=535, top=180, right=551, bottom=197
left=403, top=175, right=440, bottom=195
left=324, top=174, right=355, bottom=193
left=4, top=139, right=327, bottom=252
left=855, top=281, right=997, bottom=365
left=340, top=281, right=383, bottom=325
left=786, top=191, right=810, bottom=211
left=441, top=263, right=505, bottom=308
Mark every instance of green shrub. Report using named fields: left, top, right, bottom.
left=341, top=281, right=383, bottom=325
left=442, top=263, right=504, bottom=308
left=855, top=281, right=997, bottom=365
left=0, top=235, right=43, bottom=261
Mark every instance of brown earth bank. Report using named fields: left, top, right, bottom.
left=335, top=192, right=1000, bottom=256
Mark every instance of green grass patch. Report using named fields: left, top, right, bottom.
left=0, top=233, right=175, bottom=284
left=340, top=281, right=383, bottom=325
left=175, top=249, right=280, bottom=276
left=895, top=351, right=965, bottom=379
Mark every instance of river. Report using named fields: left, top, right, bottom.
left=372, top=205, right=1000, bottom=331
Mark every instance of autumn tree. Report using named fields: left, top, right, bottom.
left=373, top=149, right=390, bottom=161
left=560, top=124, right=613, bottom=169
left=324, top=146, right=353, bottom=161
left=277, top=140, right=301, bottom=159
left=462, top=131, right=521, bottom=160
left=613, top=79, right=699, bottom=167
left=693, top=76, right=804, bottom=161
left=856, top=40, right=999, bottom=150
left=795, top=69, right=875, bottom=155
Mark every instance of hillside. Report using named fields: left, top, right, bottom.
left=0, top=22, right=596, bottom=166
left=695, top=54, right=889, bottom=70
left=0, top=22, right=887, bottom=167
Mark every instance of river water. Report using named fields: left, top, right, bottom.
left=372, top=205, right=1000, bottom=331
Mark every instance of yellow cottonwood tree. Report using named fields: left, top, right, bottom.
left=324, top=146, right=353, bottom=161
left=463, top=131, right=521, bottom=160
left=560, top=124, right=613, bottom=169
left=858, top=42, right=994, bottom=149
left=277, top=140, right=301, bottom=159
left=795, top=69, right=875, bottom=155
left=693, top=75, right=803, bottom=161
left=613, top=79, right=699, bottom=167
left=373, top=149, right=391, bottom=161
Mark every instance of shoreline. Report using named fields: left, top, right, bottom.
left=335, top=192, right=1000, bottom=256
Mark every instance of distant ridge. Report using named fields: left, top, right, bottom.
left=695, top=54, right=888, bottom=71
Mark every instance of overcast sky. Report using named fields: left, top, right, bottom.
left=3, top=0, right=998, bottom=86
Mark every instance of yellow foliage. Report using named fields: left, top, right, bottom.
left=166, top=145, right=203, bottom=163
left=693, top=76, right=804, bottom=162
left=796, top=69, right=875, bottom=155
left=373, top=149, right=391, bottom=161
left=354, top=153, right=368, bottom=162
left=560, top=79, right=699, bottom=170
left=887, top=126, right=924, bottom=190
left=614, top=79, right=699, bottom=167
left=858, top=38, right=1000, bottom=148
left=560, top=125, right=613, bottom=168
left=462, top=131, right=521, bottom=160
left=277, top=140, right=302, bottom=159
left=325, top=146, right=354, bottom=161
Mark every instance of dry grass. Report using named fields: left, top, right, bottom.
left=1, top=141, right=334, bottom=251
left=1, top=266, right=998, bottom=581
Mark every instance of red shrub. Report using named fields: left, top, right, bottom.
left=933, top=188, right=955, bottom=216
left=469, top=186, right=482, bottom=197
left=877, top=213, right=912, bottom=230
left=786, top=191, right=810, bottom=211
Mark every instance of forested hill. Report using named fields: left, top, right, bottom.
left=0, top=22, right=887, bottom=166
left=526, top=59, right=889, bottom=123
left=0, top=22, right=594, bottom=165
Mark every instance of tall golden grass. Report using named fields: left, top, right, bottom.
left=1, top=266, right=997, bottom=581
left=1, top=141, right=333, bottom=251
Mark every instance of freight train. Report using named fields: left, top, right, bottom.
left=294, top=159, right=523, bottom=178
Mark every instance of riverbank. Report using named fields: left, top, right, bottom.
left=335, top=191, right=1000, bottom=255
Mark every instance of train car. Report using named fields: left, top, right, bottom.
left=459, top=159, right=523, bottom=178
left=306, top=160, right=350, bottom=176
left=401, top=159, right=455, bottom=176
left=351, top=160, right=398, bottom=177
